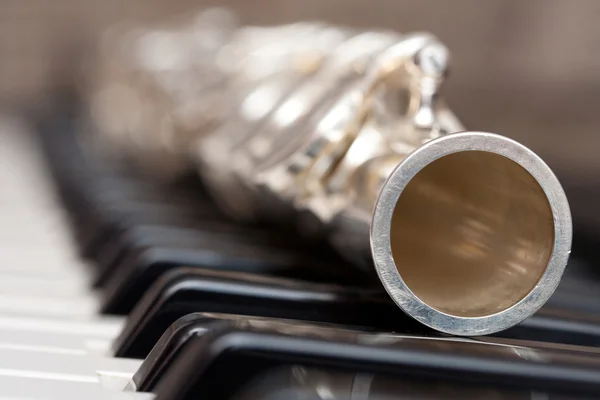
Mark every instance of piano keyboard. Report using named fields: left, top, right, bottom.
left=3, top=109, right=600, bottom=400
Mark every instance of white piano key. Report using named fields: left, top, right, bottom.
left=0, top=117, right=155, bottom=399
left=0, top=217, right=72, bottom=239
left=0, top=330, right=117, bottom=356
left=0, top=294, right=98, bottom=318
left=0, top=275, right=94, bottom=298
left=0, top=193, right=61, bottom=209
left=0, top=232, right=74, bottom=248
left=0, top=250, right=84, bottom=266
left=0, top=229, right=75, bottom=247
left=0, top=236, right=82, bottom=256
left=0, top=375, right=154, bottom=400
left=0, top=178, right=58, bottom=202
left=0, top=256, right=89, bottom=275
left=0, top=348, right=142, bottom=378
left=0, top=315, right=124, bottom=338
left=0, top=257, right=92, bottom=281
left=0, top=269, right=90, bottom=287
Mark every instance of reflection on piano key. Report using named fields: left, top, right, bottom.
left=135, top=313, right=600, bottom=399
left=233, top=365, right=569, bottom=399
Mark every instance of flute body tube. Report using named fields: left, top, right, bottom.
left=226, top=32, right=572, bottom=336
left=91, top=15, right=572, bottom=336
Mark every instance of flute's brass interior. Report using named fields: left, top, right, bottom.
left=390, top=151, right=554, bottom=318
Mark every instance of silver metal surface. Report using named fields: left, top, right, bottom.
left=88, top=8, right=238, bottom=179
left=371, top=132, right=571, bottom=335
left=194, top=24, right=355, bottom=220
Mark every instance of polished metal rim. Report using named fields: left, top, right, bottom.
left=371, top=131, right=572, bottom=336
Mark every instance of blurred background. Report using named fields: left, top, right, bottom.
left=1, top=0, right=599, bottom=234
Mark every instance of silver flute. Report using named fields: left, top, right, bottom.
left=89, top=10, right=572, bottom=336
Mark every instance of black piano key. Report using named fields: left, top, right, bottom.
left=232, top=365, right=580, bottom=399
left=100, top=239, right=369, bottom=315
left=94, top=224, right=243, bottom=286
left=133, top=313, right=600, bottom=399
left=93, top=222, right=311, bottom=287
left=544, top=258, right=600, bottom=316
left=502, top=306, right=600, bottom=347
left=497, top=258, right=600, bottom=347
left=112, top=267, right=424, bottom=358
left=110, top=262, right=600, bottom=359
left=79, top=198, right=223, bottom=261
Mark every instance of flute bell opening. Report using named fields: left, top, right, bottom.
left=389, top=150, right=555, bottom=318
